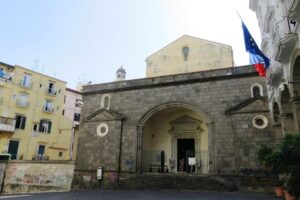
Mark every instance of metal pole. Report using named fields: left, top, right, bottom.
left=117, top=118, right=124, bottom=182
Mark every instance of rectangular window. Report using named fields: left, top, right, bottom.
left=74, top=113, right=80, bottom=122
left=48, top=82, right=56, bottom=95
left=44, top=100, right=53, bottom=112
left=62, top=109, right=65, bottom=115
left=17, top=93, right=29, bottom=107
left=21, top=74, right=31, bottom=88
left=33, top=123, right=39, bottom=131
left=39, top=120, right=52, bottom=133
left=38, top=145, right=45, bottom=155
left=0, top=87, right=3, bottom=104
left=64, top=95, right=66, bottom=103
left=15, top=115, right=26, bottom=129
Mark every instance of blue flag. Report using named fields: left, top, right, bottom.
left=242, top=22, right=270, bottom=77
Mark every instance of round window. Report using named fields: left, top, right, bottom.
left=252, top=115, right=268, bottom=129
left=97, top=123, right=109, bottom=137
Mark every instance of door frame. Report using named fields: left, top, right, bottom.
left=177, top=138, right=195, bottom=172
left=8, top=140, right=20, bottom=160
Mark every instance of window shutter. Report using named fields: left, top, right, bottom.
left=21, top=116, right=26, bottom=129
left=39, top=120, right=44, bottom=132
left=15, top=115, right=21, bottom=128
left=48, top=121, right=52, bottom=133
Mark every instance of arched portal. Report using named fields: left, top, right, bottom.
left=136, top=102, right=214, bottom=175
left=291, top=55, right=300, bottom=133
left=280, top=84, right=295, bottom=134
left=272, top=101, right=280, bottom=124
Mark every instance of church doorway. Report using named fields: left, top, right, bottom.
left=177, top=138, right=195, bottom=172
left=140, top=105, right=210, bottom=174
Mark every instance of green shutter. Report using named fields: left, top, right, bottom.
left=48, top=121, right=52, bottom=133
left=39, top=120, right=44, bottom=132
left=21, top=116, right=26, bottom=129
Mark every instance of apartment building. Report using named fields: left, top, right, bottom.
left=62, top=88, right=82, bottom=160
left=0, top=62, right=72, bottom=160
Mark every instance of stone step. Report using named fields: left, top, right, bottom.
left=117, top=174, right=237, bottom=191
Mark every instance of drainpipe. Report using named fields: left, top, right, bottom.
left=117, top=117, right=125, bottom=182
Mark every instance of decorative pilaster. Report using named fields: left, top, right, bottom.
left=207, top=122, right=215, bottom=175
left=136, top=125, right=144, bottom=174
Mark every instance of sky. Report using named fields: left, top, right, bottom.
left=0, top=0, right=260, bottom=89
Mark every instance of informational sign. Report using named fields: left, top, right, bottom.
left=188, top=157, right=196, bottom=165
left=97, top=167, right=103, bottom=180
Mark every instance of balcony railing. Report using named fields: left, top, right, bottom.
left=19, top=80, right=32, bottom=89
left=43, top=106, right=54, bottom=113
left=45, top=88, right=57, bottom=96
left=276, top=16, right=297, bottom=40
left=287, top=0, right=300, bottom=21
left=274, top=16, right=298, bottom=62
left=0, top=116, right=16, bottom=132
left=16, top=99, right=30, bottom=108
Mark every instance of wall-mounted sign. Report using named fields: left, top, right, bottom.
left=97, top=166, right=103, bottom=180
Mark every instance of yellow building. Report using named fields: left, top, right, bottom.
left=0, top=62, right=72, bottom=160
left=146, top=35, right=234, bottom=77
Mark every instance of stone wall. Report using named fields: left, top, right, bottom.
left=0, top=161, right=6, bottom=193
left=75, top=65, right=275, bottom=188
left=146, top=35, right=233, bottom=77
left=3, top=160, right=74, bottom=194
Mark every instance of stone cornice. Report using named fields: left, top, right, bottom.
left=83, top=65, right=258, bottom=95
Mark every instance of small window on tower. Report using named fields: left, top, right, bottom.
left=182, top=46, right=189, bottom=61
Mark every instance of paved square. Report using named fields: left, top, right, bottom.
left=0, top=190, right=278, bottom=200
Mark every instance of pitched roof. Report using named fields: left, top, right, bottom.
left=146, top=35, right=232, bottom=60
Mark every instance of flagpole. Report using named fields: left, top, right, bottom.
left=236, top=11, right=243, bottom=21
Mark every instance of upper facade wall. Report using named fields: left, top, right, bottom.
left=146, top=35, right=234, bottom=78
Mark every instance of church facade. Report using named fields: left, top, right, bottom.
left=74, top=36, right=275, bottom=188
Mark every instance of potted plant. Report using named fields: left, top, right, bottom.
left=256, top=145, right=273, bottom=173
left=274, top=179, right=284, bottom=197
left=257, top=134, right=300, bottom=199
left=285, top=168, right=300, bottom=200
left=275, top=134, right=300, bottom=200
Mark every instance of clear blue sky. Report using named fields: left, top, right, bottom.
left=0, top=0, right=260, bottom=89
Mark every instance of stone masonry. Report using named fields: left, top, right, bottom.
left=74, top=65, right=275, bottom=188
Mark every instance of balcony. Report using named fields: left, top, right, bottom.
left=287, top=0, right=300, bottom=21
left=274, top=16, right=298, bottom=63
left=19, top=79, right=32, bottom=89
left=0, top=116, right=16, bottom=133
left=16, top=99, right=30, bottom=108
left=267, top=63, right=283, bottom=87
left=43, top=106, right=54, bottom=113
left=45, top=88, right=57, bottom=96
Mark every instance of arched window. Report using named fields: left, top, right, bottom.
left=101, top=94, right=110, bottom=110
left=104, top=96, right=109, bottom=109
left=182, top=46, right=189, bottom=61
left=253, top=86, right=261, bottom=97
left=273, top=101, right=280, bottom=124
left=250, top=83, right=263, bottom=97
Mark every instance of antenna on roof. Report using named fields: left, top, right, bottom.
left=32, top=59, right=39, bottom=70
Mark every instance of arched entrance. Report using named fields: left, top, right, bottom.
left=136, top=102, right=214, bottom=175
left=291, top=55, right=300, bottom=133
left=280, top=84, right=295, bottom=134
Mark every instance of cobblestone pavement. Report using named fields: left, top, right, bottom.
left=0, top=190, right=278, bottom=200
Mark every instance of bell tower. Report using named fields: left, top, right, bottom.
left=115, top=66, right=126, bottom=81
